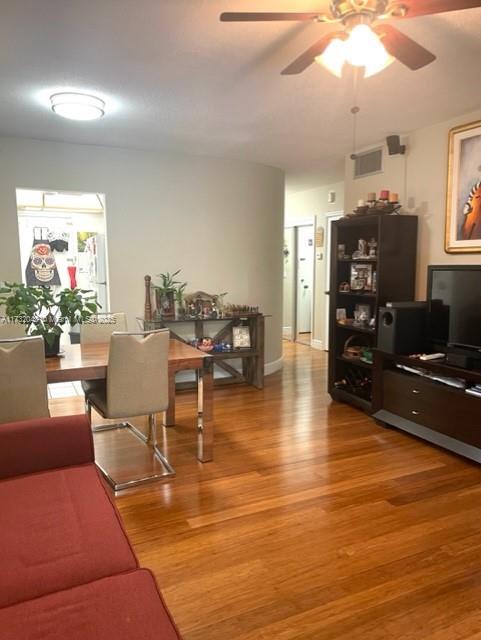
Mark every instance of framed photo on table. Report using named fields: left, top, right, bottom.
left=233, top=326, right=251, bottom=349
left=446, top=119, right=481, bottom=253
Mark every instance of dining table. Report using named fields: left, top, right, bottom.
left=45, top=339, right=214, bottom=462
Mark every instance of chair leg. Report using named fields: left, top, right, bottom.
left=149, top=412, right=175, bottom=476
left=91, top=409, right=175, bottom=491
left=148, top=412, right=157, bottom=446
left=85, top=398, right=92, bottom=426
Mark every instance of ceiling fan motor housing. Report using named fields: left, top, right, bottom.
left=330, top=0, right=389, bottom=22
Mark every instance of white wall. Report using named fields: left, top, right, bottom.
left=285, top=181, right=345, bottom=348
left=344, top=108, right=481, bottom=300
left=0, top=137, right=284, bottom=368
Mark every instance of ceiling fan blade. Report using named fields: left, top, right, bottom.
left=281, top=32, right=343, bottom=75
left=395, top=0, right=481, bottom=19
left=375, top=24, right=436, bottom=70
left=220, top=12, right=323, bottom=22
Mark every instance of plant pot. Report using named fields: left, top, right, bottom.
left=155, top=290, right=175, bottom=319
left=43, top=334, right=61, bottom=357
left=69, top=331, right=80, bottom=344
left=69, top=323, right=81, bottom=344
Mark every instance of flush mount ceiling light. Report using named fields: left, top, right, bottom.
left=50, top=92, right=105, bottom=121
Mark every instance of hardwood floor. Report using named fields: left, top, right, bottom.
left=50, top=342, right=481, bottom=640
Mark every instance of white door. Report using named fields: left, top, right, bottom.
left=296, top=225, right=314, bottom=334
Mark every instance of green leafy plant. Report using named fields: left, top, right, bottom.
left=175, top=282, right=187, bottom=305
left=154, top=270, right=187, bottom=296
left=0, top=282, right=100, bottom=347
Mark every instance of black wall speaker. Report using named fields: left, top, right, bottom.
left=386, top=135, right=406, bottom=156
left=377, top=303, right=426, bottom=355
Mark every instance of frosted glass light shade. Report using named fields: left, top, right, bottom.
left=50, top=93, right=105, bottom=120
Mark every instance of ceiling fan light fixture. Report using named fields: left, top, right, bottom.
left=344, top=24, right=387, bottom=68
left=315, top=38, right=346, bottom=78
left=363, top=49, right=394, bottom=77
left=316, top=23, right=393, bottom=78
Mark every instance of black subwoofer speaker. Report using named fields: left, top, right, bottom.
left=377, top=303, right=427, bottom=355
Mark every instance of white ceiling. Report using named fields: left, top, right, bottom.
left=1, top=1, right=480, bottom=193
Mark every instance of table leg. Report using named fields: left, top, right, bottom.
left=197, top=357, right=214, bottom=462
left=163, top=371, right=176, bottom=427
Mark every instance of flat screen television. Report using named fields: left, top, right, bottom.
left=428, top=266, right=481, bottom=351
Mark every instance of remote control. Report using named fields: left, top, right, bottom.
left=419, top=353, right=445, bottom=361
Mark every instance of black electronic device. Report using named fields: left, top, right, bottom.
left=386, top=135, right=406, bottom=156
left=377, top=302, right=427, bottom=355
left=428, top=266, right=481, bottom=350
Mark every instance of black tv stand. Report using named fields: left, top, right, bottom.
left=372, top=350, right=481, bottom=464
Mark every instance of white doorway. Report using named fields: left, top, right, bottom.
left=296, top=225, right=314, bottom=344
left=16, top=189, right=109, bottom=311
left=324, top=212, right=343, bottom=351
left=283, top=222, right=315, bottom=346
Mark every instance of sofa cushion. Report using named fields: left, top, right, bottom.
left=0, top=463, right=137, bottom=608
left=0, top=569, right=182, bottom=640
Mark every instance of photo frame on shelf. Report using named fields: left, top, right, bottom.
left=445, top=119, right=481, bottom=253
left=232, top=326, right=251, bottom=349
left=354, top=304, right=371, bottom=326
left=350, top=263, right=373, bottom=291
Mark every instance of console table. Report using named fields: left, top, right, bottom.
left=139, top=315, right=265, bottom=390
left=372, top=350, right=481, bottom=463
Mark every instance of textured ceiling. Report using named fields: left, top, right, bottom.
left=0, top=1, right=480, bottom=192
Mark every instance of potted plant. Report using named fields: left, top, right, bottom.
left=0, top=282, right=100, bottom=356
left=154, top=270, right=187, bottom=319
left=57, top=287, right=102, bottom=344
left=175, top=282, right=187, bottom=317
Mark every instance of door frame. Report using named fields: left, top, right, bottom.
left=324, top=212, right=344, bottom=350
left=284, top=218, right=316, bottom=345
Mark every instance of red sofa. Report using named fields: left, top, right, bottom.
left=0, top=414, right=182, bottom=640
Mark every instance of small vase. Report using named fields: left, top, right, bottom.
left=44, top=334, right=61, bottom=357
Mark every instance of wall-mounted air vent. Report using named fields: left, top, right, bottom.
left=353, top=148, right=383, bottom=179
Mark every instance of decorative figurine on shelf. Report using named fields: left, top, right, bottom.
left=352, top=238, right=368, bottom=259
left=368, top=237, right=377, bottom=258
left=339, top=281, right=350, bottom=293
left=198, top=337, right=214, bottom=352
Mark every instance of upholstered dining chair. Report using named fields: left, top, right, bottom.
left=0, top=336, right=49, bottom=424
left=83, top=329, right=173, bottom=491
left=80, top=312, right=128, bottom=344
left=0, top=323, right=27, bottom=339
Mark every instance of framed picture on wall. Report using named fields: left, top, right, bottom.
left=445, top=119, right=481, bottom=253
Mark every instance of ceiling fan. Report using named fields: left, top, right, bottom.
left=220, top=0, right=481, bottom=78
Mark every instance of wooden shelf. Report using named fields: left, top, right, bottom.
left=331, top=388, right=372, bottom=412
left=207, top=349, right=259, bottom=359
left=328, top=215, right=418, bottom=414
left=338, top=258, right=378, bottom=264
left=338, top=291, right=377, bottom=298
left=338, top=355, right=372, bottom=370
left=336, top=323, right=375, bottom=335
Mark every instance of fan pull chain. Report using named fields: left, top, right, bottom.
left=350, top=106, right=360, bottom=160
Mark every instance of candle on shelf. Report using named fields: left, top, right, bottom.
left=379, top=190, right=390, bottom=201
left=357, top=199, right=365, bottom=207
left=367, top=192, right=376, bottom=202
left=389, top=192, right=399, bottom=203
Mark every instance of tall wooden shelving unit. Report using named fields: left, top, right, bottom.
left=328, top=214, right=418, bottom=413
